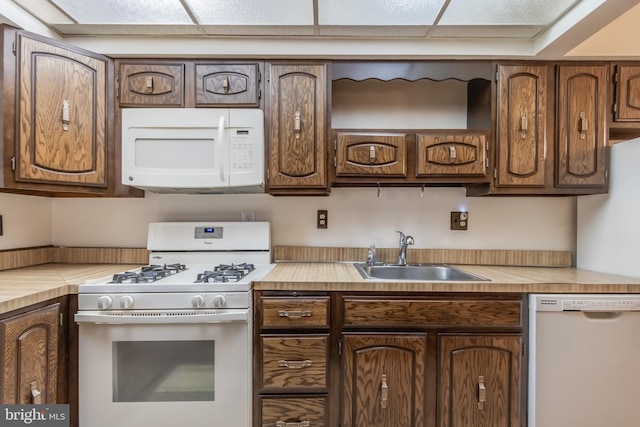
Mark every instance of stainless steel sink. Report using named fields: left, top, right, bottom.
left=353, top=263, right=489, bottom=282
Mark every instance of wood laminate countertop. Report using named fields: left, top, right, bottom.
left=2, top=261, right=640, bottom=315
left=254, top=262, right=640, bottom=293
left=0, top=263, right=143, bottom=314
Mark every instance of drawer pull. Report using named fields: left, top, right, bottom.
left=31, top=380, right=42, bottom=404
left=146, top=75, right=153, bottom=93
left=222, top=76, right=230, bottom=93
left=276, top=421, right=310, bottom=427
left=380, top=374, right=388, bottom=409
left=278, top=310, right=312, bottom=319
left=477, top=375, right=486, bottom=409
left=278, top=359, right=312, bottom=369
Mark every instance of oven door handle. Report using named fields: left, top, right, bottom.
left=74, top=309, right=250, bottom=325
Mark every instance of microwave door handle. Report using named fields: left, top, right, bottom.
left=217, top=115, right=226, bottom=182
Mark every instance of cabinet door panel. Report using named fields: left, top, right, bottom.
left=336, top=132, right=407, bottom=176
left=17, top=34, right=107, bottom=187
left=342, top=334, right=426, bottom=427
left=416, top=133, right=487, bottom=177
left=615, top=64, right=640, bottom=121
left=0, top=303, right=60, bottom=404
left=556, top=65, right=608, bottom=188
left=195, top=63, right=260, bottom=107
left=496, top=65, right=549, bottom=187
left=268, top=64, right=327, bottom=190
left=439, top=334, right=521, bottom=427
left=119, top=63, right=184, bottom=106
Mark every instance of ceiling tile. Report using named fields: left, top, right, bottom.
left=52, top=24, right=207, bottom=36
left=201, top=25, right=316, bottom=36
left=439, top=0, right=580, bottom=25
left=318, top=0, right=447, bottom=25
left=319, top=26, right=430, bottom=37
left=185, top=0, right=314, bottom=25
left=50, top=0, right=193, bottom=24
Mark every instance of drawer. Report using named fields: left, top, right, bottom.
left=261, top=335, right=328, bottom=393
left=260, top=297, right=330, bottom=329
left=342, top=296, right=523, bottom=328
left=260, top=396, right=327, bottom=427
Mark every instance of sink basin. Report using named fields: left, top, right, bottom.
left=353, top=263, right=489, bottom=282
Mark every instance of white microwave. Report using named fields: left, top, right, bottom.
left=121, top=108, right=264, bottom=193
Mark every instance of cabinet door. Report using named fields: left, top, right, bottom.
left=439, top=334, right=522, bottom=427
left=267, top=64, right=327, bottom=192
left=118, top=62, right=185, bottom=106
left=195, top=63, right=261, bottom=107
left=496, top=65, right=551, bottom=188
left=16, top=32, right=107, bottom=187
left=614, top=64, right=640, bottom=121
left=416, top=133, right=487, bottom=177
left=335, top=132, right=407, bottom=177
left=0, top=303, right=60, bottom=404
left=342, top=334, right=426, bottom=427
left=556, top=65, right=608, bottom=188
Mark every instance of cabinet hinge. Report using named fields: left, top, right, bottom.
left=522, top=342, right=525, bottom=357
left=339, top=340, right=342, bottom=356
left=613, top=72, right=618, bottom=83
left=10, top=156, right=16, bottom=171
left=258, top=71, right=262, bottom=83
left=258, top=88, right=262, bottom=101
left=334, top=156, right=337, bottom=167
left=495, top=65, right=500, bottom=82
left=493, top=168, right=497, bottom=179
left=12, top=40, right=16, bottom=55
left=613, top=103, right=618, bottom=114
left=59, top=313, right=63, bottom=326
left=485, top=158, right=489, bottom=168
left=334, top=139, right=337, bottom=151
left=266, top=169, right=270, bottom=179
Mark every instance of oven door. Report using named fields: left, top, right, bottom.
left=76, top=309, right=251, bottom=427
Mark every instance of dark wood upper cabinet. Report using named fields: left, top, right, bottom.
left=495, top=64, right=552, bottom=189
left=416, top=132, right=488, bottom=178
left=613, top=63, right=640, bottom=121
left=556, top=64, right=608, bottom=189
left=266, top=63, right=328, bottom=194
left=335, top=132, right=407, bottom=177
left=118, top=62, right=185, bottom=107
left=195, top=63, right=261, bottom=107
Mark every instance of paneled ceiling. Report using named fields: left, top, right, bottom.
left=2, top=0, right=640, bottom=58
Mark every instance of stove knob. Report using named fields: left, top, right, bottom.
left=120, top=295, right=134, bottom=309
left=97, top=295, right=113, bottom=309
left=212, top=295, right=226, bottom=308
left=191, top=295, right=205, bottom=308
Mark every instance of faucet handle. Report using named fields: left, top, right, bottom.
left=396, top=230, right=405, bottom=245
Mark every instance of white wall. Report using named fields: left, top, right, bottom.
left=577, top=139, right=640, bottom=277
left=0, top=193, right=52, bottom=250
left=51, top=188, right=576, bottom=251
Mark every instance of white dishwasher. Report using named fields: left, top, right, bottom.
left=529, top=294, right=640, bottom=427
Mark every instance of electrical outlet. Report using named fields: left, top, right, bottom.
left=317, top=210, right=328, bottom=229
left=241, top=211, right=255, bottom=222
left=451, top=211, right=468, bottom=230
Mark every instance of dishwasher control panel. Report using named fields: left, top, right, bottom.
left=533, top=294, right=640, bottom=311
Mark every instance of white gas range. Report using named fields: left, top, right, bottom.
left=75, top=221, right=272, bottom=427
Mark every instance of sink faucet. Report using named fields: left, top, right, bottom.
left=396, top=231, right=415, bottom=266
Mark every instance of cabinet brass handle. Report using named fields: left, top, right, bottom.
left=275, top=421, right=310, bottom=427
left=449, top=145, right=457, bottom=160
left=278, top=359, right=312, bottom=369
left=369, top=145, right=376, bottom=163
left=31, top=380, right=42, bottom=404
left=145, top=75, right=153, bottom=93
left=520, top=113, right=528, bottom=139
left=294, top=111, right=301, bottom=140
left=477, top=376, right=486, bottom=409
left=579, top=112, right=588, bottom=139
left=278, top=310, right=312, bottom=319
left=62, top=100, right=70, bottom=131
left=222, top=76, right=230, bottom=93
left=380, top=374, right=389, bottom=409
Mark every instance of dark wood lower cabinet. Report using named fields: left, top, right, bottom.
left=439, top=334, right=522, bottom=427
left=341, top=334, right=427, bottom=427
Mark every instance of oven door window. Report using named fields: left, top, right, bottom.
left=113, top=340, right=214, bottom=402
